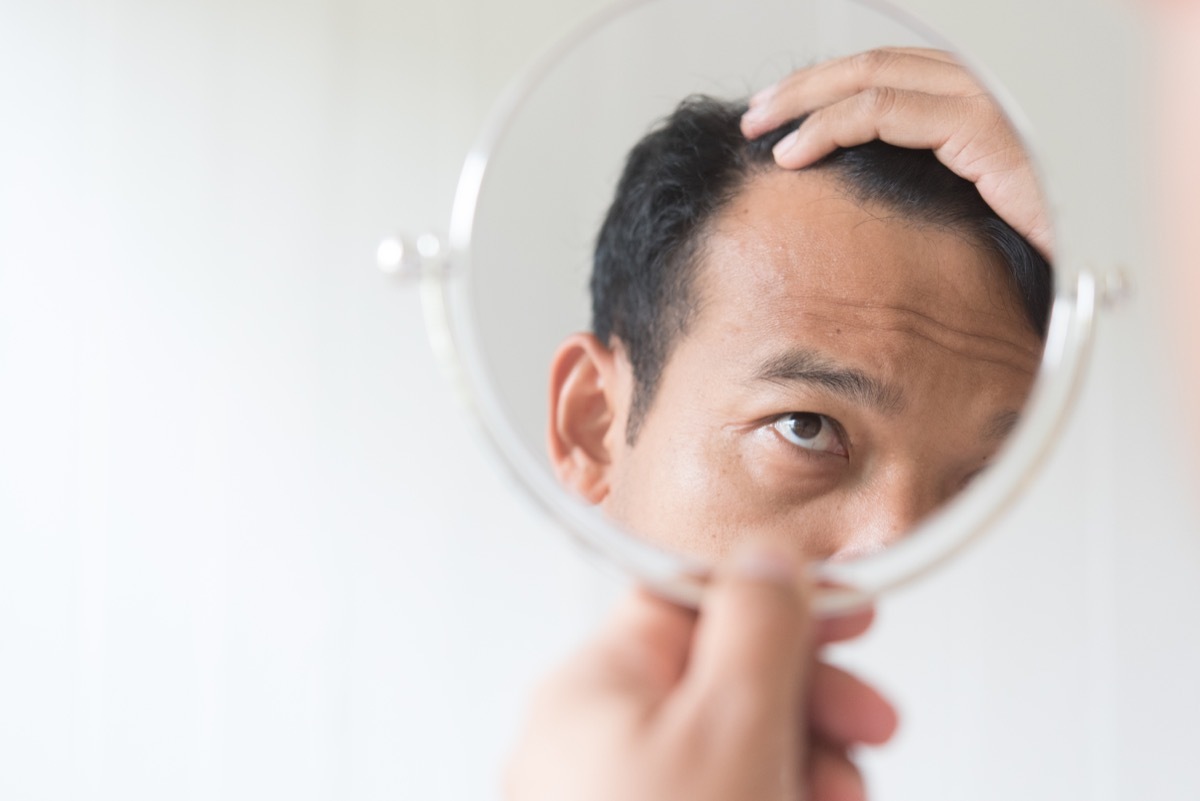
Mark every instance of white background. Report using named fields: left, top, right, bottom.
left=2, top=1, right=1198, bottom=800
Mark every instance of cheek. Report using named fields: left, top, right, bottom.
left=606, top=426, right=853, bottom=561
left=604, top=424, right=754, bottom=559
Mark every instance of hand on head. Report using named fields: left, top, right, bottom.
left=741, top=47, right=1054, bottom=261
left=505, top=544, right=897, bottom=801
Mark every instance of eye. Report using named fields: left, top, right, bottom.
left=772, top=412, right=848, bottom=457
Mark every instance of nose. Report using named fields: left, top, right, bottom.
left=827, top=471, right=949, bottom=561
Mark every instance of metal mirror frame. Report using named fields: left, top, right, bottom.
left=411, top=0, right=1098, bottom=614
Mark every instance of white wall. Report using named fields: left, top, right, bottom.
left=1, top=1, right=1197, bottom=800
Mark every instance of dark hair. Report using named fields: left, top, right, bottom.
left=592, top=96, right=1052, bottom=442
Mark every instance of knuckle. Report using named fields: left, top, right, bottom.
left=969, top=92, right=995, bottom=115
left=804, top=104, right=832, bottom=131
left=862, top=85, right=899, bottom=116
left=968, top=94, right=1007, bottom=130
left=850, top=48, right=895, bottom=79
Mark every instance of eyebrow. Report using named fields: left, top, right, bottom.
left=752, top=348, right=906, bottom=415
left=755, top=348, right=1027, bottom=443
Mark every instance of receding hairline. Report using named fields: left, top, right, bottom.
left=675, top=165, right=1040, bottom=350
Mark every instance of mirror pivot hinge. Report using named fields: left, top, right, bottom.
left=378, top=232, right=447, bottom=282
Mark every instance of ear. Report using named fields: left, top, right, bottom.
left=546, top=332, right=625, bottom=504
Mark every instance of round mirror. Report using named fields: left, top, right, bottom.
left=411, top=0, right=1095, bottom=613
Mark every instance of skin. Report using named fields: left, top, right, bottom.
left=742, top=47, right=1052, bottom=261
left=512, top=49, right=1045, bottom=801
left=550, top=167, right=1042, bottom=562
left=506, top=545, right=897, bottom=801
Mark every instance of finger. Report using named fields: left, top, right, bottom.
left=869, top=46, right=962, bottom=64
left=809, top=661, right=899, bottom=747
left=770, top=87, right=990, bottom=172
left=746, top=47, right=962, bottom=113
left=768, top=88, right=1053, bottom=258
left=748, top=48, right=967, bottom=109
left=679, top=542, right=812, bottom=733
left=587, top=588, right=698, bottom=701
left=814, top=604, right=875, bottom=645
left=807, top=742, right=867, bottom=801
left=742, top=49, right=978, bottom=138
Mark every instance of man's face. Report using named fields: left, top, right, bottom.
left=576, top=168, right=1044, bottom=562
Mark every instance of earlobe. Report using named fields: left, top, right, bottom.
left=546, top=333, right=621, bottom=504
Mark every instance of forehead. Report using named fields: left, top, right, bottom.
left=690, top=169, right=1043, bottom=379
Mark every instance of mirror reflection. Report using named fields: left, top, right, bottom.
left=545, top=51, right=1049, bottom=563
left=465, top=6, right=1052, bottom=570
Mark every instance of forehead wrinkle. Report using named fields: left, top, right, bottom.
left=753, top=348, right=906, bottom=415
left=803, top=263, right=1034, bottom=343
left=794, top=299, right=1042, bottom=375
left=826, top=187, right=1039, bottom=337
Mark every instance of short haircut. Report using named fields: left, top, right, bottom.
left=591, top=95, right=1052, bottom=442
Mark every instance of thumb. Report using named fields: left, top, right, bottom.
left=681, top=542, right=813, bottom=731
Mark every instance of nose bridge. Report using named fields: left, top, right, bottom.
left=832, top=465, right=947, bottom=560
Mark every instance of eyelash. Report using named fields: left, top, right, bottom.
left=960, top=465, right=986, bottom=489
left=769, top=412, right=850, bottom=459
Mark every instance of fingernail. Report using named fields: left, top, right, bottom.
left=741, top=105, right=769, bottom=126
left=772, top=130, right=799, bottom=159
left=732, top=542, right=797, bottom=584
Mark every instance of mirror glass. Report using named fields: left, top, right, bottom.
left=447, top=0, right=1071, bottom=599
